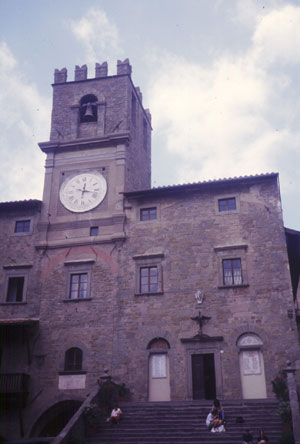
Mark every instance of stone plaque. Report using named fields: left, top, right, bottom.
left=243, top=350, right=261, bottom=375
left=152, top=354, right=167, bottom=378
left=58, top=374, right=86, bottom=390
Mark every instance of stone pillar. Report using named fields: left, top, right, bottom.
left=285, top=360, right=300, bottom=444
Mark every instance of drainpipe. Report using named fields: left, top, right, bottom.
left=284, top=360, right=300, bottom=444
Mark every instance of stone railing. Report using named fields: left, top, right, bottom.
left=51, top=386, right=99, bottom=444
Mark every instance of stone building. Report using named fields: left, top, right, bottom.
left=1, top=59, right=300, bottom=440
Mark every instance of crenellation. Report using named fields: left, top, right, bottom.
left=74, top=64, right=87, bottom=81
left=95, top=61, right=108, bottom=78
left=117, top=58, right=132, bottom=76
left=54, top=68, right=67, bottom=84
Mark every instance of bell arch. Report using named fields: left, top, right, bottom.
left=79, top=94, right=98, bottom=123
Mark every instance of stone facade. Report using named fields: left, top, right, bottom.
left=0, top=59, right=299, bottom=441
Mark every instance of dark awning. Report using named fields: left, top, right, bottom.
left=0, top=318, right=39, bottom=326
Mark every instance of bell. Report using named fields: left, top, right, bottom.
left=84, top=103, right=94, bottom=117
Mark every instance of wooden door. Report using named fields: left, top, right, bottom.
left=192, top=353, right=216, bottom=400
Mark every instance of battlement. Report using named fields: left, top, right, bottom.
left=54, top=58, right=132, bottom=84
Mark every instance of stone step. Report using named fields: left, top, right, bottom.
left=86, top=400, right=283, bottom=444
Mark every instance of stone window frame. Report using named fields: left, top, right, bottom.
left=64, top=260, right=94, bottom=302
left=214, top=193, right=240, bottom=215
left=12, top=218, right=33, bottom=236
left=133, top=253, right=164, bottom=297
left=137, top=204, right=160, bottom=223
left=2, top=265, right=32, bottom=304
left=58, top=342, right=88, bottom=376
left=214, top=244, right=249, bottom=289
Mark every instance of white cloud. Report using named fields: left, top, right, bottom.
left=251, top=4, right=300, bottom=67
left=148, top=3, right=300, bottom=192
left=0, top=42, right=51, bottom=201
left=69, top=8, right=122, bottom=66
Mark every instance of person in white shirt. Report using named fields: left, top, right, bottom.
left=109, top=404, right=122, bottom=424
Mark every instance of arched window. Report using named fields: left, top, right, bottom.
left=147, top=337, right=170, bottom=350
left=79, top=94, right=98, bottom=123
left=64, top=347, right=82, bottom=371
left=237, top=333, right=267, bottom=399
left=147, top=337, right=171, bottom=401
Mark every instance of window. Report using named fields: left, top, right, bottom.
left=140, top=266, right=158, bottom=293
left=64, top=348, right=83, bottom=372
left=223, top=258, right=243, bottom=285
left=6, top=277, right=25, bottom=302
left=140, top=207, right=157, bottom=221
left=133, top=252, right=164, bottom=296
left=15, top=220, right=30, bottom=233
left=69, top=273, right=88, bottom=299
left=90, top=226, right=99, bottom=236
left=64, top=261, right=93, bottom=301
left=218, top=198, right=236, bottom=212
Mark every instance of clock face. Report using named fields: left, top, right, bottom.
left=59, top=172, right=107, bottom=213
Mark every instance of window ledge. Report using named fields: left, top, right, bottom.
left=59, top=370, right=86, bottom=375
left=218, top=284, right=249, bottom=289
left=63, top=298, right=92, bottom=303
left=135, top=291, right=164, bottom=297
left=0, top=302, right=27, bottom=305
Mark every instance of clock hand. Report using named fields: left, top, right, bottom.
left=81, top=183, right=86, bottom=198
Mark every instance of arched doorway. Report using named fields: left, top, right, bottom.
left=147, top=338, right=171, bottom=401
left=237, top=333, right=267, bottom=399
left=30, top=400, right=82, bottom=437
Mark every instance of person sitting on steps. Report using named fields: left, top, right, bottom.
left=257, top=429, right=269, bottom=444
left=107, top=404, right=122, bottom=425
left=206, top=408, right=225, bottom=432
left=212, top=398, right=225, bottom=422
left=243, top=429, right=254, bottom=444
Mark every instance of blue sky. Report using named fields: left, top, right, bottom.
left=1, top=0, right=300, bottom=229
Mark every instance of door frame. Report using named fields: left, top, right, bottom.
left=183, top=342, right=223, bottom=400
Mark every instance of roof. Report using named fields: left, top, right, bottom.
left=124, top=173, right=278, bottom=198
left=0, top=318, right=39, bottom=326
left=0, top=199, right=42, bottom=211
left=285, top=227, right=300, bottom=236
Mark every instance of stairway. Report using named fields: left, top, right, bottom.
left=87, top=399, right=283, bottom=444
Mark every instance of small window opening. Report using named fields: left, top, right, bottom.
left=140, top=207, right=157, bottom=221
left=90, top=226, right=99, bottom=236
left=7, top=277, right=25, bottom=302
left=218, top=198, right=236, bottom=212
left=80, top=94, right=98, bottom=123
left=15, top=220, right=30, bottom=233
left=64, top=347, right=82, bottom=371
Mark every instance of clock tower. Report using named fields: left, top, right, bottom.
left=37, top=59, right=151, bottom=248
